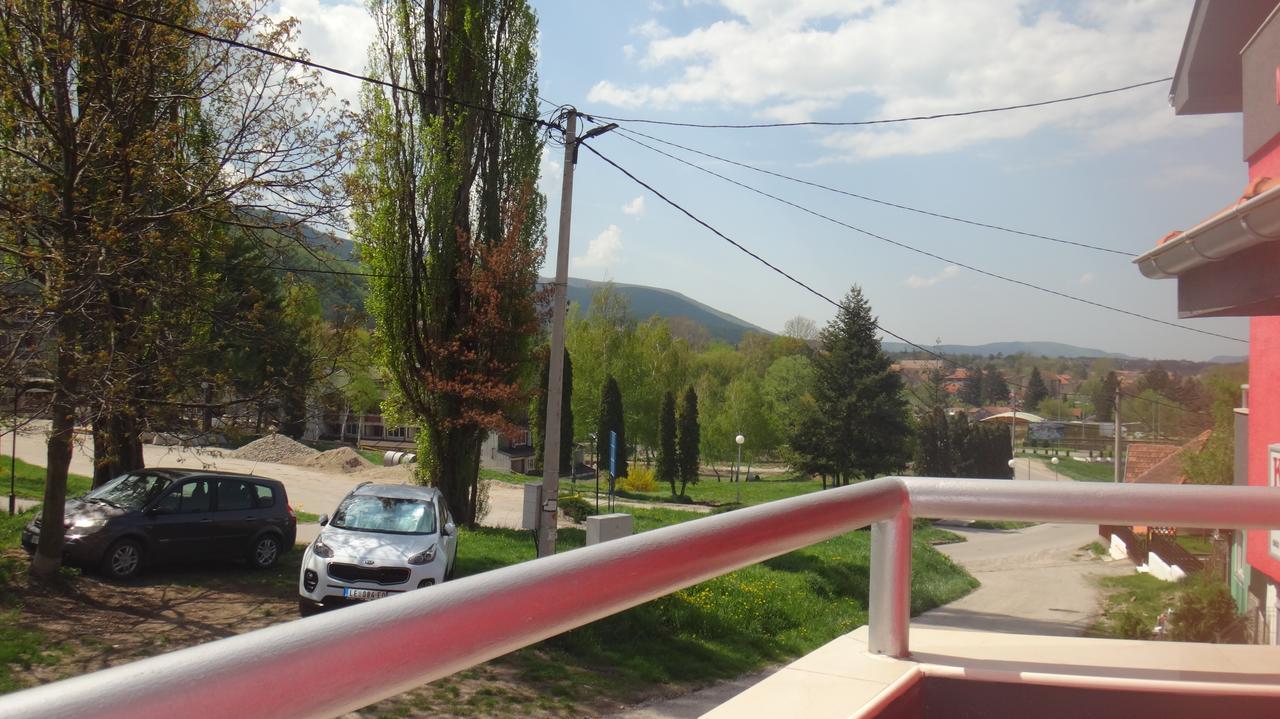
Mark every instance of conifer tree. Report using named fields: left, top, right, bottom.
left=597, top=376, right=627, bottom=482
left=959, top=369, right=984, bottom=406
left=657, top=391, right=678, bottom=496
left=677, top=386, right=701, bottom=496
left=793, top=286, right=911, bottom=486
left=1025, top=367, right=1049, bottom=411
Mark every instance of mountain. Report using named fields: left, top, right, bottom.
left=881, top=341, right=1131, bottom=359
left=549, top=277, right=771, bottom=345
left=1207, top=355, right=1247, bottom=364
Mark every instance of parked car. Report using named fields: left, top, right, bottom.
left=298, top=483, right=457, bottom=616
left=21, top=469, right=297, bottom=580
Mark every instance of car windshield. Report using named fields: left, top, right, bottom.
left=331, top=495, right=437, bottom=535
left=84, top=473, right=171, bottom=511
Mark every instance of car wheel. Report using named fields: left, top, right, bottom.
left=249, top=534, right=281, bottom=569
left=101, top=539, right=143, bottom=580
left=298, top=597, right=319, bottom=617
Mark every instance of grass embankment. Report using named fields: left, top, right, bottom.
left=0, top=456, right=92, bottom=500
left=0, top=509, right=60, bottom=692
left=445, top=505, right=976, bottom=705
left=1090, top=572, right=1242, bottom=642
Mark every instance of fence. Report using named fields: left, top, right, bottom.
left=3, top=478, right=1280, bottom=719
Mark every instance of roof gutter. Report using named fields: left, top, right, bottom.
left=1135, top=183, right=1280, bottom=279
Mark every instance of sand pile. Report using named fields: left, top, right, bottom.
left=231, top=434, right=319, bottom=464
left=304, top=447, right=374, bottom=473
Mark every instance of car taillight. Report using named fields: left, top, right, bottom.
left=287, top=503, right=296, bottom=519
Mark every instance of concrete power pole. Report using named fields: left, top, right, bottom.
left=537, top=111, right=616, bottom=558
left=1113, top=386, right=1122, bottom=484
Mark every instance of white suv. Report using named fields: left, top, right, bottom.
left=298, top=483, right=457, bottom=616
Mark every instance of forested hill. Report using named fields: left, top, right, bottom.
left=552, top=277, right=771, bottom=345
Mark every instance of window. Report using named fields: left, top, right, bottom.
left=87, top=472, right=170, bottom=511
left=254, top=483, right=276, bottom=509
left=216, top=480, right=255, bottom=512
left=156, top=481, right=211, bottom=514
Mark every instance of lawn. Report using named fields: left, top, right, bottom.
left=1089, top=573, right=1179, bottom=639
left=1028, top=455, right=1115, bottom=483
left=0, top=456, right=92, bottom=500
left=483, top=467, right=825, bottom=508
left=450, top=505, right=976, bottom=698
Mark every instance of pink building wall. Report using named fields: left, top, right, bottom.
left=1246, top=142, right=1280, bottom=582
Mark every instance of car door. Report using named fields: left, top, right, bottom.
left=145, top=479, right=214, bottom=562
left=211, top=479, right=258, bottom=559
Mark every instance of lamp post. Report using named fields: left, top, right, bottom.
left=1007, top=458, right=1017, bottom=481
left=735, top=434, right=745, bottom=483
left=1051, top=456, right=1060, bottom=481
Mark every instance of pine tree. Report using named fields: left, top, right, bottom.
left=1093, top=371, right=1120, bottom=420
left=794, top=286, right=911, bottom=486
left=597, top=376, right=627, bottom=482
left=981, top=364, right=1010, bottom=405
left=677, top=387, right=701, bottom=495
left=959, top=368, right=984, bottom=406
left=913, top=406, right=952, bottom=477
left=658, top=391, right=678, bottom=496
left=531, top=346, right=574, bottom=475
left=1025, top=367, right=1049, bottom=411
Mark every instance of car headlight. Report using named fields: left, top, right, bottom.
left=407, top=544, right=438, bottom=566
left=312, top=538, right=334, bottom=558
left=71, top=516, right=106, bottom=530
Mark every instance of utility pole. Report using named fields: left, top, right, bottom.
left=1113, top=386, right=1122, bottom=484
left=537, top=110, right=616, bottom=558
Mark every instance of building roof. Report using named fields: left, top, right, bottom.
left=980, top=411, right=1045, bottom=425
left=1125, top=432, right=1212, bottom=484
left=1171, top=0, right=1279, bottom=115
left=1136, top=178, right=1280, bottom=280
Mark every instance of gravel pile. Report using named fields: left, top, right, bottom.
left=304, top=447, right=374, bottom=473
left=230, top=434, right=319, bottom=464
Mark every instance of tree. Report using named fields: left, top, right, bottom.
left=352, top=0, right=546, bottom=525
left=1093, top=371, right=1120, bottom=421
left=913, top=406, right=953, bottom=477
left=677, top=387, right=701, bottom=496
left=791, top=286, right=911, bottom=486
left=1137, top=364, right=1173, bottom=396
left=783, top=315, right=818, bottom=342
left=980, top=365, right=1010, bottom=405
left=597, top=376, right=628, bottom=485
left=0, top=0, right=347, bottom=576
left=958, top=368, right=984, bottom=406
left=657, top=391, right=678, bottom=496
left=1025, top=367, right=1049, bottom=410
left=531, top=346, right=573, bottom=475
left=1183, top=368, right=1245, bottom=486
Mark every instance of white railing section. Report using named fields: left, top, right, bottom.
left=4, top=478, right=1280, bottom=719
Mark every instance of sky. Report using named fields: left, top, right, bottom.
left=272, top=0, right=1252, bottom=362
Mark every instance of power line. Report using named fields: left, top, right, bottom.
left=607, top=129, right=1245, bottom=345
left=612, top=126, right=1133, bottom=257
left=584, top=78, right=1172, bottom=129
left=578, top=140, right=1210, bottom=418
left=70, top=0, right=557, bottom=131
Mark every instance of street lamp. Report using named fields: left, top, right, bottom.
left=1007, top=458, right=1017, bottom=480
left=1051, top=456, right=1060, bottom=481
left=735, top=434, right=745, bottom=483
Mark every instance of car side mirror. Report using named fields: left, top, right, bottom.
left=442, top=521, right=456, bottom=537
left=318, top=514, right=329, bottom=527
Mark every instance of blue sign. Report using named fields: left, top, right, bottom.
left=609, top=430, right=617, bottom=477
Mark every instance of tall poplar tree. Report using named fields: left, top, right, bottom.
left=657, top=391, right=678, bottom=496
left=596, top=376, right=627, bottom=482
left=1025, top=367, right=1049, bottom=411
left=677, top=386, right=701, bottom=496
left=352, top=0, right=547, bottom=524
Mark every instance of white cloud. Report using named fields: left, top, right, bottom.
left=587, top=0, right=1200, bottom=159
left=269, top=1, right=375, bottom=109
left=622, top=196, right=646, bottom=217
left=622, top=44, right=637, bottom=60
left=1078, top=272, right=1096, bottom=285
left=905, top=265, right=959, bottom=288
left=573, top=225, right=624, bottom=271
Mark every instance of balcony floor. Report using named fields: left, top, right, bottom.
left=705, top=625, right=1280, bottom=718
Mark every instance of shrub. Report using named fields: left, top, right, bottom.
left=559, top=495, right=593, bottom=523
left=1168, top=575, right=1243, bottom=643
left=619, top=465, right=658, bottom=493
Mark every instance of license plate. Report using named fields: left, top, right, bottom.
left=343, top=588, right=389, bottom=601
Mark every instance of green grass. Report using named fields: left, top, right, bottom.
left=483, top=467, right=825, bottom=509
left=916, top=526, right=966, bottom=545
left=1175, top=535, right=1214, bottom=555
left=1031, top=455, right=1115, bottom=483
left=453, top=505, right=976, bottom=694
left=967, top=520, right=1037, bottom=531
left=0, top=456, right=92, bottom=500
left=1090, top=573, right=1179, bottom=639
left=296, top=510, right=321, bottom=524
left=0, top=507, right=63, bottom=692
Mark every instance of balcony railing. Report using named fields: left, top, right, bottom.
left=3, top=478, right=1279, bottom=719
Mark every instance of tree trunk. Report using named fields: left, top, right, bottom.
left=429, top=425, right=482, bottom=526
left=31, top=353, right=75, bottom=579
left=92, top=411, right=145, bottom=488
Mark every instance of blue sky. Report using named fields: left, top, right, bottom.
left=277, top=0, right=1251, bottom=361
